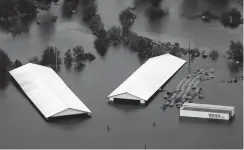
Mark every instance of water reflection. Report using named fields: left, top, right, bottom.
left=108, top=103, right=145, bottom=113
left=61, top=0, right=79, bottom=20
left=227, top=60, right=243, bottom=74
left=146, top=16, right=169, bottom=33
left=37, top=12, right=56, bottom=43
left=179, top=116, right=235, bottom=125
left=180, top=0, right=203, bottom=17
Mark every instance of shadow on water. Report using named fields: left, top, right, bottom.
left=179, top=116, right=235, bottom=125
left=47, top=114, right=91, bottom=130
left=37, top=12, right=56, bottom=43
left=181, top=0, right=202, bottom=16
left=133, top=0, right=150, bottom=9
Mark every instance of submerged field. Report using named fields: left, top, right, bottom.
left=0, top=0, right=243, bottom=149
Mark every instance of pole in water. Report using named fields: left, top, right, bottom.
left=188, top=42, right=191, bottom=74
left=144, top=144, right=148, bottom=149
left=107, top=125, right=110, bottom=132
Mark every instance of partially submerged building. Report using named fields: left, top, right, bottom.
left=180, top=103, right=235, bottom=120
left=9, top=63, right=92, bottom=119
left=107, top=54, right=186, bottom=104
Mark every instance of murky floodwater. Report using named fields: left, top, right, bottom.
left=0, top=0, right=243, bottom=148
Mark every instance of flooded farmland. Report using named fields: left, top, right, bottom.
left=0, top=0, right=243, bottom=149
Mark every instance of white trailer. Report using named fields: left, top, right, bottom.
left=180, top=103, right=235, bottom=120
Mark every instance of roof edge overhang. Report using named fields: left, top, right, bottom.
left=49, top=108, right=91, bottom=118
left=108, top=92, right=146, bottom=101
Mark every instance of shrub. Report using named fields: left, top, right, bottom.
left=209, top=50, right=219, bottom=60
left=40, top=46, right=62, bottom=70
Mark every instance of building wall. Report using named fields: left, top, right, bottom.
left=108, top=93, right=145, bottom=104
left=180, top=110, right=230, bottom=120
left=52, top=109, right=86, bottom=117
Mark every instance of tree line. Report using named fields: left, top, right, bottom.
left=0, top=45, right=96, bottom=89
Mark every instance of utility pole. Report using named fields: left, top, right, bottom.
left=188, top=42, right=191, bottom=74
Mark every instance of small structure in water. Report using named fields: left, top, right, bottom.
left=180, top=103, right=235, bottom=120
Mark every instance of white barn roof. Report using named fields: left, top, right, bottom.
left=108, top=54, right=186, bottom=102
left=9, top=63, right=91, bottom=119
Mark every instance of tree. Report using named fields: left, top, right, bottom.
left=40, top=46, right=62, bottom=70
left=220, top=12, right=230, bottom=27
left=94, top=38, right=109, bottom=56
left=220, top=8, right=242, bottom=28
left=169, top=43, right=181, bottom=58
left=64, top=49, right=73, bottom=67
left=82, top=2, right=98, bottom=22
left=209, top=50, right=219, bottom=60
left=107, top=26, right=122, bottom=47
left=0, top=49, right=11, bottom=89
left=0, top=49, right=11, bottom=72
left=229, top=8, right=242, bottom=28
left=17, top=0, right=38, bottom=17
left=12, top=59, right=22, bottom=69
left=29, top=56, right=40, bottom=64
left=226, top=41, right=243, bottom=62
left=119, top=7, right=136, bottom=31
left=84, top=53, right=96, bottom=61
left=190, top=48, right=201, bottom=58
left=73, top=45, right=86, bottom=70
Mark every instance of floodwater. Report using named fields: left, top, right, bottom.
left=0, top=0, right=243, bottom=149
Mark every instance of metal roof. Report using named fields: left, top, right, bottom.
left=182, top=103, right=235, bottom=110
left=108, top=54, right=186, bottom=101
left=9, top=63, right=91, bottom=119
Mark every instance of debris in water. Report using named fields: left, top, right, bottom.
left=37, top=21, right=42, bottom=24
left=153, top=121, right=156, bottom=127
left=198, top=94, right=204, bottom=99
left=167, top=92, right=173, bottom=96
left=144, top=144, right=148, bottom=149
left=158, top=88, right=163, bottom=92
left=162, top=68, right=217, bottom=109
left=107, top=125, right=110, bottom=132
left=72, top=10, right=76, bottom=14
left=232, top=78, right=238, bottom=83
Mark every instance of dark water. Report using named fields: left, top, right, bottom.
left=0, top=0, right=243, bottom=149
